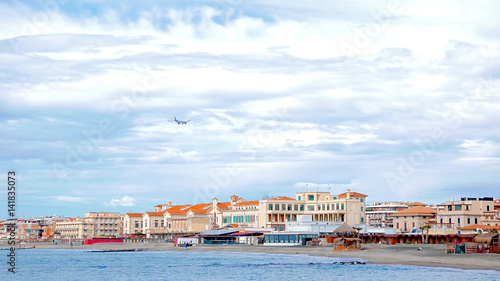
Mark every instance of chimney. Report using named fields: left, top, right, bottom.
left=168, top=202, right=172, bottom=206
left=347, top=189, right=351, bottom=199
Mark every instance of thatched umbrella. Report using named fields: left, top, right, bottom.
left=473, top=233, right=499, bottom=245
left=333, top=222, right=357, bottom=234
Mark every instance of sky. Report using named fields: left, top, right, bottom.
left=1, top=0, right=499, bottom=219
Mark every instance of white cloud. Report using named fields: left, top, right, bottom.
left=53, top=196, right=85, bottom=203
left=2, top=1, right=500, bottom=217
left=107, top=196, right=137, bottom=207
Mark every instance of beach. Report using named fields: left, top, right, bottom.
left=15, top=242, right=500, bottom=271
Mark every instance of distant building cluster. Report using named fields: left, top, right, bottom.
left=1, top=192, right=499, bottom=240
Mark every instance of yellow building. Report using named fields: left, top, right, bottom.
left=392, top=206, right=436, bottom=234
left=436, top=197, right=499, bottom=233
left=55, top=212, right=124, bottom=239
left=123, top=213, right=144, bottom=235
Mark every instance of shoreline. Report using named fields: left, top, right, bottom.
left=9, top=243, right=500, bottom=271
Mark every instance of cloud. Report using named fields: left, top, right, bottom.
left=1, top=1, right=500, bottom=217
left=52, top=196, right=85, bottom=203
left=107, top=196, right=137, bottom=207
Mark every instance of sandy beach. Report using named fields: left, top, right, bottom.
left=14, top=242, right=500, bottom=271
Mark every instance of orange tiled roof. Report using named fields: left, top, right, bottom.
left=338, top=191, right=367, bottom=198
left=235, top=200, right=259, bottom=206
left=190, top=209, right=209, bottom=214
left=458, top=224, right=491, bottom=230
left=166, top=205, right=191, bottom=211
left=217, top=202, right=231, bottom=209
left=126, top=213, right=144, bottom=217
left=167, top=210, right=188, bottom=215
left=186, top=203, right=211, bottom=210
left=145, top=212, right=164, bottom=216
left=392, top=206, right=436, bottom=216
left=270, top=196, right=296, bottom=201
left=494, top=199, right=500, bottom=205
left=407, top=202, right=427, bottom=207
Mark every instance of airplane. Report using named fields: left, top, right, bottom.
left=173, top=116, right=190, bottom=125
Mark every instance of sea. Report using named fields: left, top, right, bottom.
left=2, top=249, right=500, bottom=280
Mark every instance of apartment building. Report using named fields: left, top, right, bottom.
left=55, top=212, right=124, bottom=239
left=365, top=202, right=410, bottom=228
left=55, top=218, right=86, bottom=238
left=392, top=206, right=437, bottom=233
left=435, top=197, right=498, bottom=233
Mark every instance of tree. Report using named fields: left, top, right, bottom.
left=419, top=225, right=431, bottom=244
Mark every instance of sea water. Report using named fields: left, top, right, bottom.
left=2, top=249, right=500, bottom=280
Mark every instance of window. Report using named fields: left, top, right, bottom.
left=360, top=198, right=364, bottom=203
left=449, top=218, right=451, bottom=224
left=361, top=218, right=364, bottom=223
left=318, top=205, right=321, bottom=211
left=275, top=204, right=280, bottom=210
left=475, top=218, right=478, bottom=224
left=294, top=204, right=298, bottom=211
left=487, top=206, right=490, bottom=211
left=307, top=205, right=314, bottom=211
left=287, top=204, right=292, bottom=211
left=412, top=222, right=415, bottom=227
left=282, top=204, right=286, bottom=211
left=327, top=204, right=330, bottom=211
left=333, top=197, right=337, bottom=200
left=300, top=205, right=304, bottom=211
left=336, top=204, right=339, bottom=210
left=298, top=196, right=301, bottom=201
left=308, top=195, right=314, bottom=201
left=155, top=220, right=158, bottom=227
left=457, top=218, right=460, bottom=225
left=135, top=222, right=139, bottom=228
left=467, top=217, right=470, bottom=224
left=455, top=205, right=462, bottom=211
left=396, top=222, right=399, bottom=228
left=269, top=204, right=273, bottom=211
left=341, top=203, right=344, bottom=210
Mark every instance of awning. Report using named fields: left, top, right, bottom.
left=198, top=229, right=239, bottom=236
left=228, top=232, right=263, bottom=236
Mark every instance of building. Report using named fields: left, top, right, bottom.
left=435, top=197, right=499, bottom=234
left=258, top=190, right=367, bottom=231
left=286, top=215, right=344, bottom=233
left=365, top=202, right=410, bottom=228
left=55, top=218, right=86, bottom=238
left=143, top=212, right=165, bottom=238
left=85, top=212, right=124, bottom=238
left=15, top=219, right=41, bottom=239
left=55, top=212, right=124, bottom=239
left=222, top=198, right=260, bottom=228
left=392, top=206, right=437, bottom=233
left=123, top=213, right=144, bottom=235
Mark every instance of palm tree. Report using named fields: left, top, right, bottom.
left=419, top=225, right=431, bottom=244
